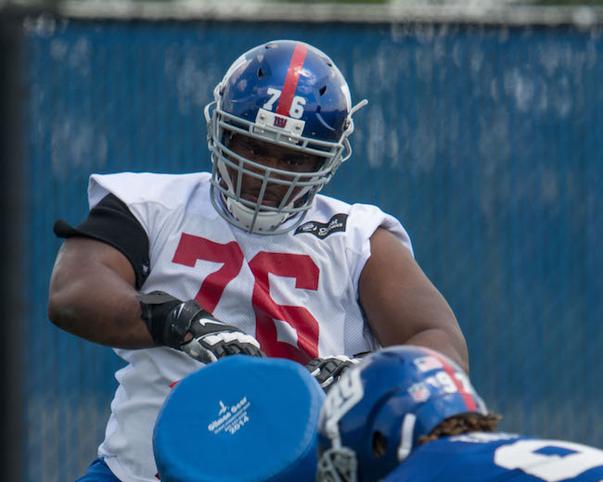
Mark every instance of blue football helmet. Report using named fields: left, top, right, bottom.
left=317, top=346, right=488, bottom=482
left=204, top=40, right=367, bottom=234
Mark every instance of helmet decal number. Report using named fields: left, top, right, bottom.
left=262, top=87, right=306, bottom=119
left=321, top=368, right=364, bottom=445
left=425, top=372, right=458, bottom=394
left=263, top=87, right=281, bottom=111
left=289, top=96, right=306, bottom=119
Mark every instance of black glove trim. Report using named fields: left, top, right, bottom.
left=138, top=292, right=211, bottom=347
left=139, top=291, right=263, bottom=362
left=306, top=355, right=361, bottom=391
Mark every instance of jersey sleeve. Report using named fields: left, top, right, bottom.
left=345, top=204, right=414, bottom=294
left=54, top=171, right=210, bottom=290
left=53, top=193, right=150, bottom=289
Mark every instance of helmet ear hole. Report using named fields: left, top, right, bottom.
left=319, top=85, right=327, bottom=96
left=372, top=431, right=388, bottom=458
left=257, top=67, right=265, bottom=79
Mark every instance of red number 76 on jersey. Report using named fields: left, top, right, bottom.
left=172, top=233, right=319, bottom=364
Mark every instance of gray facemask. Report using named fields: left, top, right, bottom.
left=317, top=447, right=359, bottom=482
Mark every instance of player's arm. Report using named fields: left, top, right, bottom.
left=359, top=228, right=469, bottom=372
left=49, top=240, right=262, bottom=361
left=48, top=194, right=261, bottom=360
left=48, top=236, right=153, bottom=348
left=48, top=241, right=261, bottom=363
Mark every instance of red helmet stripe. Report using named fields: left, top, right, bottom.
left=431, top=351, right=477, bottom=411
left=276, top=43, right=308, bottom=116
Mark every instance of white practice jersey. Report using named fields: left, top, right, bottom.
left=89, top=172, right=413, bottom=482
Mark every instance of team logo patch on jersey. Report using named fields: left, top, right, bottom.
left=294, top=213, right=348, bottom=239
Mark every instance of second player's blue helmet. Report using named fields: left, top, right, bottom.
left=205, top=40, right=367, bottom=234
left=317, top=346, right=488, bottom=482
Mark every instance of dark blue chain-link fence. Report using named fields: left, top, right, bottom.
left=7, top=12, right=603, bottom=481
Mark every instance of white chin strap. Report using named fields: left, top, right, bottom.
left=225, top=197, right=290, bottom=233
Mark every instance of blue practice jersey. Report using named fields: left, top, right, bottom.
left=383, top=432, right=603, bottom=482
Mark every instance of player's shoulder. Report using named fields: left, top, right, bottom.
left=310, top=193, right=397, bottom=229
left=491, top=434, right=603, bottom=481
left=387, top=432, right=603, bottom=482
left=383, top=433, right=523, bottom=482
left=310, top=194, right=413, bottom=254
left=447, top=431, right=523, bottom=446
left=313, top=193, right=386, bottom=216
left=297, top=194, right=387, bottom=241
left=87, top=171, right=211, bottom=209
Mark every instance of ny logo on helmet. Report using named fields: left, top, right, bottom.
left=322, top=367, right=364, bottom=441
left=273, top=116, right=288, bottom=128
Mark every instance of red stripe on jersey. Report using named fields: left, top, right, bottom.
left=276, top=43, right=308, bottom=116
left=432, top=351, right=477, bottom=411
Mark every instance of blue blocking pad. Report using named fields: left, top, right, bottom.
left=153, top=356, right=325, bottom=482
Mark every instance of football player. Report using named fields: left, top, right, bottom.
left=317, top=345, right=603, bottom=481
left=48, top=40, right=467, bottom=482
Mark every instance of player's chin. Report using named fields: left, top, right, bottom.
left=242, top=193, right=282, bottom=208
left=259, top=199, right=282, bottom=208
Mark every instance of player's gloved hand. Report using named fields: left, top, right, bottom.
left=306, top=355, right=361, bottom=391
left=138, top=291, right=262, bottom=364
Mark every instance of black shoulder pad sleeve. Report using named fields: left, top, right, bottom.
left=53, top=193, right=151, bottom=289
